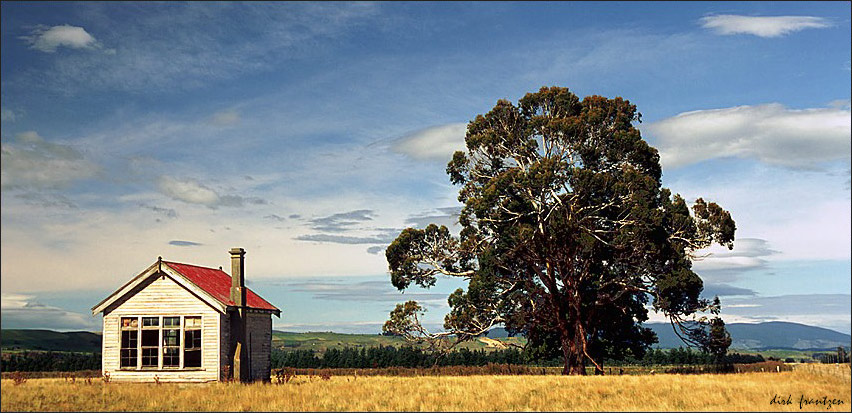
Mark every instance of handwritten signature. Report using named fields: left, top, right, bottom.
left=771, top=394, right=846, bottom=410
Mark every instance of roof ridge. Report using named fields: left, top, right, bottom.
left=164, top=260, right=227, bottom=272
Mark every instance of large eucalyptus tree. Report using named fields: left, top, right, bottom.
left=384, top=87, right=735, bottom=375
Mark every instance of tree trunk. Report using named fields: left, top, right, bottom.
left=558, top=316, right=586, bottom=375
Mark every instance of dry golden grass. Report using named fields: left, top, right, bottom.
left=2, top=364, right=849, bottom=411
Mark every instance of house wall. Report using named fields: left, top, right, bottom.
left=220, top=311, right=273, bottom=382
left=246, top=311, right=272, bottom=381
left=219, top=313, right=230, bottom=381
left=102, top=275, right=221, bottom=382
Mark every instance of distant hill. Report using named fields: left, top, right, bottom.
left=1, top=329, right=102, bottom=353
left=487, top=322, right=851, bottom=351
left=4, top=321, right=848, bottom=354
left=649, top=322, right=851, bottom=351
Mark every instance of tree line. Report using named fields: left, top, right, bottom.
left=0, top=345, right=786, bottom=372
left=0, top=351, right=100, bottom=372
left=271, top=345, right=764, bottom=370
left=813, top=347, right=851, bottom=364
left=271, top=346, right=524, bottom=369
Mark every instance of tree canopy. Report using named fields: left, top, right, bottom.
left=383, top=86, right=735, bottom=375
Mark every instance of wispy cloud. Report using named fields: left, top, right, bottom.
left=405, top=206, right=462, bottom=230
left=139, top=203, right=177, bottom=219
left=366, top=246, right=385, bottom=255
left=647, top=103, right=851, bottom=169
left=294, top=233, right=396, bottom=245
left=13, top=3, right=382, bottom=94
left=155, top=175, right=266, bottom=208
left=296, top=209, right=400, bottom=245
left=392, top=123, right=467, bottom=162
left=156, top=176, right=220, bottom=205
left=700, top=14, right=832, bottom=38
left=702, top=283, right=757, bottom=298
left=15, top=192, right=78, bottom=209
left=169, top=240, right=203, bottom=247
left=21, top=24, right=102, bottom=53
left=693, top=238, right=778, bottom=283
left=0, top=293, right=100, bottom=331
left=1, top=131, right=100, bottom=190
left=283, top=279, right=447, bottom=304
left=309, top=209, right=375, bottom=232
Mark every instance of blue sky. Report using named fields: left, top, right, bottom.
left=2, top=2, right=850, bottom=335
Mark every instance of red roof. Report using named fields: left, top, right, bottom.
left=163, top=261, right=279, bottom=313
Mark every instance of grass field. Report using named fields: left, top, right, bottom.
left=2, top=364, right=849, bottom=411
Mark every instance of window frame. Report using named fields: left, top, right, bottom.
left=116, top=315, right=204, bottom=371
left=183, top=316, right=202, bottom=368
left=119, top=317, right=138, bottom=370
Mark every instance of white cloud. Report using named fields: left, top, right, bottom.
left=155, top=175, right=266, bottom=208
left=646, top=103, right=851, bottom=169
left=700, top=14, right=831, bottom=38
left=12, top=3, right=381, bottom=94
left=392, top=123, right=467, bottom=162
left=1, top=131, right=100, bottom=189
left=0, top=293, right=99, bottom=331
left=156, top=175, right=221, bottom=206
left=664, top=162, right=851, bottom=272
left=23, top=24, right=100, bottom=52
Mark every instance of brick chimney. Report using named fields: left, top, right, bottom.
left=229, top=247, right=249, bottom=382
left=230, top=248, right=246, bottom=306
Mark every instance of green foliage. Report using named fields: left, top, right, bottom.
left=707, top=317, right=732, bottom=362
left=0, top=351, right=100, bottom=372
left=271, top=346, right=526, bottom=369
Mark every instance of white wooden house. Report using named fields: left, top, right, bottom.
left=91, top=248, right=280, bottom=382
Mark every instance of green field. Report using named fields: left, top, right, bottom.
left=271, top=331, right=526, bottom=353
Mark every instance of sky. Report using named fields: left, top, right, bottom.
left=1, top=1, right=850, bottom=336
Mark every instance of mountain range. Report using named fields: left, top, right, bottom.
left=486, top=322, right=851, bottom=351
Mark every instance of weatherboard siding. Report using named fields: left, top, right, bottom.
left=219, top=313, right=230, bottom=381
left=102, top=275, right=220, bottom=382
left=247, top=311, right=272, bottom=381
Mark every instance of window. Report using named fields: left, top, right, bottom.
left=184, top=317, right=202, bottom=368
left=120, top=317, right=138, bottom=369
left=118, top=315, right=203, bottom=370
left=163, top=317, right=180, bottom=368
left=141, top=328, right=159, bottom=368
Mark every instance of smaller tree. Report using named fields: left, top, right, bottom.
left=706, top=316, right=732, bottom=364
left=837, top=346, right=849, bottom=363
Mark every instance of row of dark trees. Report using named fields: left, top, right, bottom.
left=613, top=347, right=764, bottom=366
left=814, top=347, right=851, bottom=364
left=270, top=345, right=765, bottom=370
left=271, top=346, right=524, bottom=369
left=0, top=345, right=794, bottom=372
left=0, top=352, right=100, bottom=372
